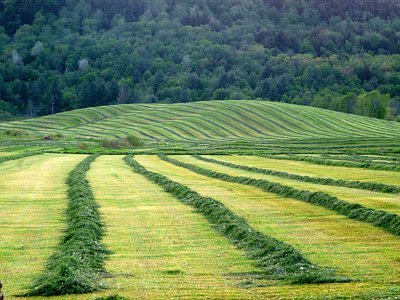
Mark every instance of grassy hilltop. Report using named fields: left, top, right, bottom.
left=2, top=100, right=400, bottom=143
left=2, top=100, right=400, bottom=155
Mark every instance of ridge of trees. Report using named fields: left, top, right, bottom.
left=1, top=0, right=400, bottom=120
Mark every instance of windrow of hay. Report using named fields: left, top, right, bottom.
left=3, top=101, right=400, bottom=143
left=0, top=151, right=42, bottom=164
left=194, top=155, right=400, bottom=194
left=160, top=155, right=400, bottom=238
left=27, top=154, right=109, bottom=296
left=317, top=154, right=400, bottom=163
left=259, top=154, right=400, bottom=172
left=124, top=155, right=347, bottom=284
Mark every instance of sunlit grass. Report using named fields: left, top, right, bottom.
left=85, top=155, right=272, bottom=299
left=136, top=155, right=400, bottom=299
left=2, top=101, right=400, bottom=142
left=0, top=154, right=86, bottom=298
left=3, top=153, right=400, bottom=299
left=216, top=155, right=400, bottom=186
left=199, top=156, right=400, bottom=215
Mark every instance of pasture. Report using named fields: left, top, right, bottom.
left=1, top=101, right=400, bottom=299
left=1, top=101, right=400, bottom=144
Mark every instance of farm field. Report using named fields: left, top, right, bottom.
left=1, top=153, right=399, bottom=299
left=86, top=155, right=267, bottom=299
left=135, top=157, right=400, bottom=284
left=1, top=101, right=400, bottom=299
left=191, top=155, right=400, bottom=215
left=0, top=154, right=87, bottom=298
left=2, top=101, right=400, bottom=144
left=210, top=155, right=400, bottom=185
left=3, top=0, right=400, bottom=298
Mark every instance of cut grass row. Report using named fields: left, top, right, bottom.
left=86, top=155, right=268, bottom=299
left=0, top=154, right=86, bottom=298
left=194, top=155, right=400, bottom=194
left=3, top=100, right=400, bottom=142
left=28, top=154, right=109, bottom=296
left=223, top=155, right=400, bottom=186
left=136, top=155, right=400, bottom=297
left=124, top=155, right=342, bottom=284
left=194, top=155, right=400, bottom=217
left=0, top=150, right=43, bottom=164
left=316, top=154, right=400, bottom=163
left=319, top=157, right=400, bottom=169
left=262, top=154, right=400, bottom=172
left=159, top=155, right=400, bottom=237
left=2, top=154, right=400, bottom=299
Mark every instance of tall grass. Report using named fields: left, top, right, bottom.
left=100, top=135, right=144, bottom=149
left=124, top=155, right=348, bottom=284
left=27, top=154, right=109, bottom=296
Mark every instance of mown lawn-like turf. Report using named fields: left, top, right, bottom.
left=135, top=155, right=400, bottom=299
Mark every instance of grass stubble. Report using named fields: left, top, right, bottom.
left=136, top=155, right=400, bottom=299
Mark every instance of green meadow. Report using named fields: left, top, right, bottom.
left=1, top=101, right=400, bottom=299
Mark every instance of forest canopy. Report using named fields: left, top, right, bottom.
left=1, top=0, right=400, bottom=120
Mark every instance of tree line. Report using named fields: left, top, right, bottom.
left=0, top=0, right=400, bottom=120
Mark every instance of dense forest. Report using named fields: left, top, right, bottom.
left=1, top=0, right=400, bottom=120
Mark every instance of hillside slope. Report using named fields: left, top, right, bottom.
left=2, top=100, right=400, bottom=143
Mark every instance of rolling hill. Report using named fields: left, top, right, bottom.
left=1, top=100, right=400, bottom=143
left=2, top=1, right=400, bottom=298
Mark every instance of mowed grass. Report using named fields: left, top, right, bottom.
left=196, top=156, right=400, bottom=216
left=136, top=155, right=400, bottom=299
left=85, top=155, right=271, bottom=299
left=2, top=100, right=400, bottom=142
left=0, top=154, right=87, bottom=298
left=220, top=156, right=400, bottom=186
left=0, top=148, right=25, bottom=157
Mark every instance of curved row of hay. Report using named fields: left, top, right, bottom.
left=2, top=100, right=400, bottom=142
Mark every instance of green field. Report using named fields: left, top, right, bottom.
left=2, top=100, right=400, bottom=156
left=0, top=154, right=87, bottom=298
left=2, top=101, right=400, bottom=143
left=196, top=155, right=400, bottom=215
left=1, top=101, right=400, bottom=299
